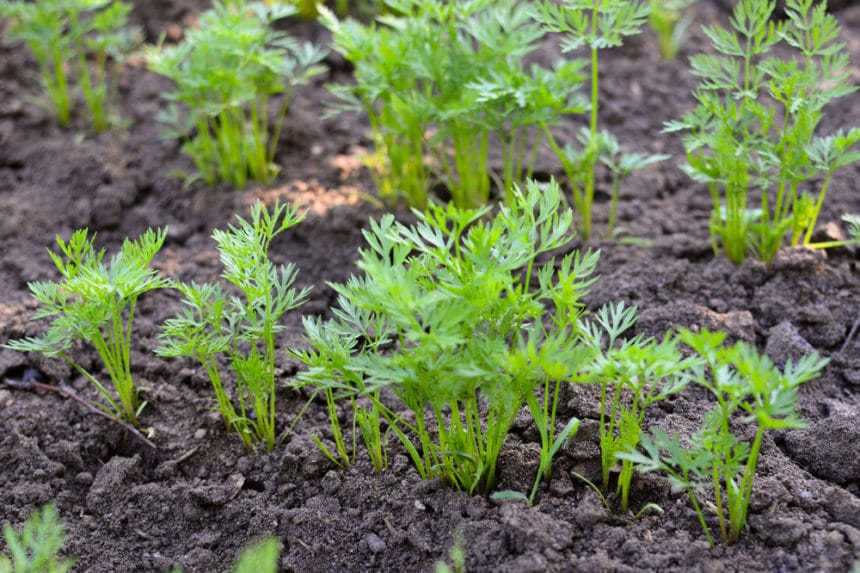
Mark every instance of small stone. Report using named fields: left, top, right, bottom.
left=321, top=470, right=341, bottom=494
left=414, top=500, right=426, bottom=511
left=366, top=533, right=387, bottom=553
left=194, top=429, right=207, bottom=440
left=0, top=389, right=12, bottom=407
left=75, top=472, right=94, bottom=485
left=33, top=469, right=47, bottom=479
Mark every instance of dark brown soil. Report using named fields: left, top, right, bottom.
left=1, top=2, right=859, bottom=572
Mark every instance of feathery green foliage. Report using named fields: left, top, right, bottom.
left=158, top=201, right=310, bottom=450
left=0, top=0, right=139, bottom=130
left=146, top=1, right=327, bottom=188
left=4, top=228, right=170, bottom=426
left=0, top=505, right=72, bottom=573
left=620, top=328, right=828, bottom=545
left=536, top=0, right=668, bottom=239
left=665, top=0, right=860, bottom=263
left=322, top=0, right=585, bottom=209
left=581, top=304, right=695, bottom=511
left=292, top=180, right=598, bottom=494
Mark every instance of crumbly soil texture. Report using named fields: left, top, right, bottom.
left=1, top=2, right=859, bottom=572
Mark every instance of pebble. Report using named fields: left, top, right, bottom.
left=33, top=469, right=47, bottom=479
left=194, top=429, right=207, bottom=439
left=366, top=533, right=387, bottom=553
left=76, top=472, right=94, bottom=485
left=0, top=389, right=12, bottom=407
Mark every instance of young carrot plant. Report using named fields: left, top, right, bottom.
left=665, top=0, right=860, bottom=263
left=535, top=0, right=668, bottom=239
left=292, top=180, right=599, bottom=494
left=4, top=228, right=170, bottom=427
left=322, top=0, right=585, bottom=209
left=146, top=1, right=326, bottom=188
left=620, top=329, right=828, bottom=545
left=648, top=0, right=697, bottom=60
left=158, top=201, right=310, bottom=450
left=0, top=0, right=139, bottom=130
left=581, top=305, right=696, bottom=511
left=0, top=505, right=72, bottom=573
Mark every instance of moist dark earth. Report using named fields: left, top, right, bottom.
left=1, top=2, right=859, bottom=571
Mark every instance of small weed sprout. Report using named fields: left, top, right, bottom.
left=292, top=180, right=598, bottom=494
left=158, top=201, right=310, bottom=450
left=648, top=0, right=697, bottom=60
left=665, top=0, right=860, bottom=263
left=146, top=1, right=327, bottom=188
left=0, top=505, right=72, bottom=573
left=4, top=228, right=170, bottom=427
left=322, top=0, right=584, bottom=209
left=620, top=329, right=828, bottom=545
left=581, top=305, right=695, bottom=511
left=0, top=0, right=139, bottom=130
left=535, top=0, right=669, bottom=239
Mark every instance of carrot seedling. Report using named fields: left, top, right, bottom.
left=648, top=0, right=697, bottom=60
left=0, top=0, right=139, bottom=130
left=146, top=1, right=326, bottom=188
left=665, top=0, right=860, bottom=263
left=322, top=0, right=584, bottom=209
left=4, top=228, right=169, bottom=427
left=0, top=505, right=72, bottom=573
left=158, top=201, right=310, bottom=450
left=620, top=329, right=828, bottom=545
left=581, top=305, right=696, bottom=511
left=292, top=180, right=598, bottom=494
left=535, top=0, right=668, bottom=239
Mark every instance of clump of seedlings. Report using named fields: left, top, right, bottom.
left=322, top=0, right=584, bottom=209
left=0, top=0, right=139, bottom=131
left=666, top=0, right=860, bottom=263
left=158, top=201, right=310, bottom=450
left=620, top=328, right=828, bottom=545
left=535, top=0, right=669, bottom=239
left=292, top=180, right=599, bottom=494
left=146, top=1, right=327, bottom=188
left=4, top=228, right=170, bottom=427
left=0, top=505, right=72, bottom=573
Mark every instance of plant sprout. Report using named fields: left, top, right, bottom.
left=620, top=328, right=828, bottom=545
left=535, top=0, right=668, bottom=239
left=581, top=304, right=696, bottom=511
left=0, top=0, right=139, bottom=131
left=0, top=505, right=72, bottom=573
left=147, top=1, right=327, bottom=188
left=4, top=228, right=170, bottom=427
left=158, top=201, right=310, bottom=450
left=665, top=0, right=860, bottom=263
left=648, top=0, right=697, bottom=60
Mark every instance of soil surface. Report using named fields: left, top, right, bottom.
left=1, top=2, right=859, bottom=572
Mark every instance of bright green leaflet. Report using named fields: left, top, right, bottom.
left=648, top=0, right=697, bottom=60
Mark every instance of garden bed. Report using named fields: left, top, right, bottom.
left=1, top=1, right=859, bottom=571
